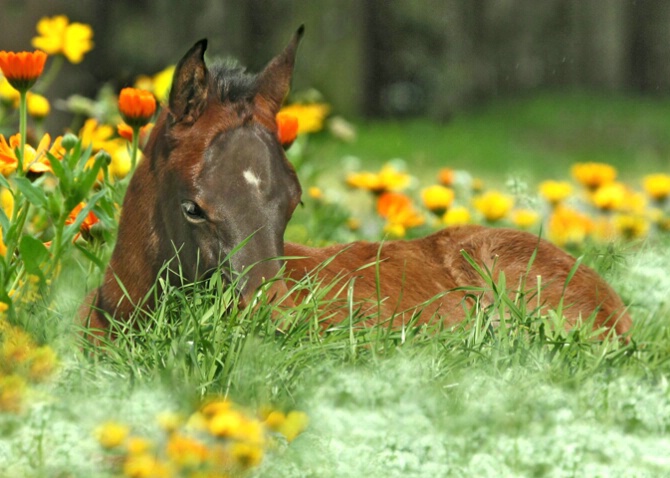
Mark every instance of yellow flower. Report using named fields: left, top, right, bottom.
left=0, top=75, right=20, bottom=105
left=126, top=436, right=153, bottom=455
left=442, top=205, right=471, bottom=227
left=207, top=408, right=244, bottom=438
left=78, top=118, right=117, bottom=152
left=591, top=182, right=627, bottom=211
left=201, top=399, right=233, bottom=418
left=1, top=188, right=14, bottom=220
left=1, top=324, right=33, bottom=368
left=135, top=65, right=175, bottom=104
left=346, top=164, right=411, bottom=194
left=473, top=191, right=514, bottom=222
left=511, top=209, right=540, bottom=230
left=230, top=442, right=263, bottom=469
left=277, top=411, right=309, bottom=442
left=308, top=186, right=323, bottom=200
left=277, top=103, right=330, bottom=134
left=27, top=345, right=57, bottom=382
left=166, top=434, right=209, bottom=468
left=123, top=453, right=171, bottom=478
left=263, top=410, right=286, bottom=431
left=32, top=15, right=94, bottom=64
left=538, top=180, right=572, bottom=206
left=613, top=214, right=649, bottom=240
left=643, top=173, right=670, bottom=202
left=95, top=421, right=130, bottom=449
left=0, top=374, right=26, bottom=413
left=157, top=411, right=183, bottom=433
left=383, top=222, right=407, bottom=237
left=571, top=162, right=617, bottom=190
left=421, top=185, right=455, bottom=215
left=548, top=206, right=593, bottom=247
left=27, top=92, right=50, bottom=119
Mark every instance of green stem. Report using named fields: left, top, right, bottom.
left=18, top=90, right=27, bottom=175
left=130, top=126, right=140, bottom=171
left=34, top=55, right=64, bottom=95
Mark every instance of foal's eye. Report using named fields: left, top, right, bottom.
left=181, top=200, right=206, bottom=222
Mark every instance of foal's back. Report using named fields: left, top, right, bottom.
left=284, top=226, right=631, bottom=335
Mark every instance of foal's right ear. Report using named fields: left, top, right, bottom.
left=168, top=39, right=209, bottom=126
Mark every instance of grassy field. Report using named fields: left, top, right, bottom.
left=2, top=92, right=670, bottom=477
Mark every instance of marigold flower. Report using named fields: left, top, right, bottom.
left=308, top=186, right=323, bottom=200
left=511, top=209, right=540, bottom=230
left=642, top=173, right=670, bottom=202
left=437, top=167, right=455, bottom=186
left=591, top=182, right=627, bottom=211
left=0, top=75, right=20, bottom=105
left=0, top=50, right=47, bottom=92
left=231, top=442, right=264, bottom=469
left=277, top=410, right=309, bottom=443
left=207, top=408, right=244, bottom=438
left=548, top=206, right=593, bottom=247
left=166, top=434, right=209, bottom=468
left=538, top=180, right=572, bottom=206
left=473, top=190, right=514, bottom=222
left=32, top=15, right=93, bottom=64
left=126, top=436, right=153, bottom=456
left=421, top=184, right=455, bottom=215
left=123, top=453, right=170, bottom=478
left=276, top=112, right=299, bottom=146
left=95, top=421, right=130, bottom=449
left=347, top=164, right=411, bottom=194
left=27, top=92, right=50, bottom=119
left=571, top=162, right=617, bottom=190
left=79, top=118, right=116, bottom=152
left=377, top=192, right=425, bottom=235
left=117, top=122, right=154, bottom=145
left=0, top=374, right=26, bottom=413
left=1, top=188, right=14, bottom=220
left=0, top=133, right=63, bottom=176
left=442, top=205, right=471, bottom=227
left=135, top=65, right=175, bottom=104
left=27, top=345, right=57, bottom=382
left=118, top=87, right=157, bottom=128
left=613, top=214, right=649, bottom=240
left=278, top=103, right=330, bottom=134
left=65, top=202, right=99, bottom=241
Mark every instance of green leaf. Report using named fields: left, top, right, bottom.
left=48, top=151, right=71, bottom=192
left=14, top=177, right=48, bottom=209
left=19, top=235, right=49, bottom=280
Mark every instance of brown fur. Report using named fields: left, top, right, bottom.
left=281, top=227, right=631, bottom=335
left=81, top=31, right=632, bottom=341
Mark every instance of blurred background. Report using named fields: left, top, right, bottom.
left=3, top=0, right=670, bottom=119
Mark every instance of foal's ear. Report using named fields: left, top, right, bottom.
left=256, top=25, right=304, bottom=115
left=168, top=39, right=209, bottom=126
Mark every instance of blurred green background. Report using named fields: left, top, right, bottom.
left=2, top=0, right=670, bottom=180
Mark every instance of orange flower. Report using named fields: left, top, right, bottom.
left=437, top=168, right=455, bottom=187
left=117, top=123, right=153, bottom=145
left=0, top=51, right=47, bottom=92
left=377, top=192, right=424, bottom=236
left=276, top=112, right=299, bottom=146
left=65, top=202, right=99, bottom=241
left=118, top=87, right=156, bottom=128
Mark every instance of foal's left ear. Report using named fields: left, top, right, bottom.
left=256, top=25, right=304, bottom=115
left=168, top=39, right=209, bottom=126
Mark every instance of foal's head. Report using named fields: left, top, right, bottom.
left=129, top=28, right=304, bottom=307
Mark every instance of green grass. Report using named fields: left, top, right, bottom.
left=3, top=92, right=670, bottom=477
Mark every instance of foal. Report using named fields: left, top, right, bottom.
left=84, top=28, right=632, bottom=338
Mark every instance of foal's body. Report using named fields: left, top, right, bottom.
left=283, top=227, right=630, bottom=334
left=83, top=29, right=631, bottom=339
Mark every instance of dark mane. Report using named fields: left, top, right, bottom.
left=209, top=61, right=259, bottom=103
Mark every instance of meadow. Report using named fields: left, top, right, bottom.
left=2, top=15, right=670, bottom=478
